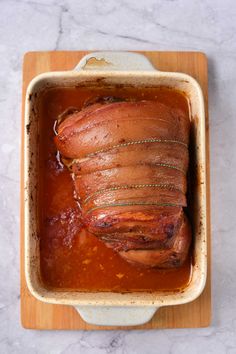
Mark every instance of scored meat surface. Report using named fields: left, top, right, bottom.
left=54, top=98, right=191, bottom=268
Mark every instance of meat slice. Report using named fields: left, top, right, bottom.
left=55, top=98, right=191, bottom=268
left=119, top=213, right=191, bottom=268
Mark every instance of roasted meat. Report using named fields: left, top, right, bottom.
left=55, top=98, right=191, bottom=268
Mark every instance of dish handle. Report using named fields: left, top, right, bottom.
left=74, top=306, right=159, bottom=326
left=74, top=51, right=156, bottom=71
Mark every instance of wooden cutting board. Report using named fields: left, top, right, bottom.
left=20, top=51, right=211, bottom=330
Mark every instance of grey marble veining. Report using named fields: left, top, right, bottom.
left=0, top=0, right=236, bottom=353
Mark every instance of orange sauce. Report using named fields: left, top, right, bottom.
left=39, top=86, right=192, bottom=291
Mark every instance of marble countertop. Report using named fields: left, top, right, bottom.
left=1, top=0, right=236, bottom=353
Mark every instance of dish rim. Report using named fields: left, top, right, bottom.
left=24, top=68, right=207, bottom=307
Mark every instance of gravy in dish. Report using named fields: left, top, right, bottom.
left=39, top=86, right=192, bottom=291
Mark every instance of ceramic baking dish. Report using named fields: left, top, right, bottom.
left=24, top=52, right=207, bottom=326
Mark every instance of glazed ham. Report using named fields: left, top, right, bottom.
left=55, top=98, right=191, bottom=268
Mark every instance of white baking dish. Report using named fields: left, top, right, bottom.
left=24, top=52, right=207, bottom=326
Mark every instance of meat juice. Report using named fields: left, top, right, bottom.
left=39, top=86, right=192, bottom=291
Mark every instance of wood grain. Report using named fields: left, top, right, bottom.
left=20, top=51, right=211, bottom=330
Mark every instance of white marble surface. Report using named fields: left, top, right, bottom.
left=0, top=0, right=236, bottom=353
